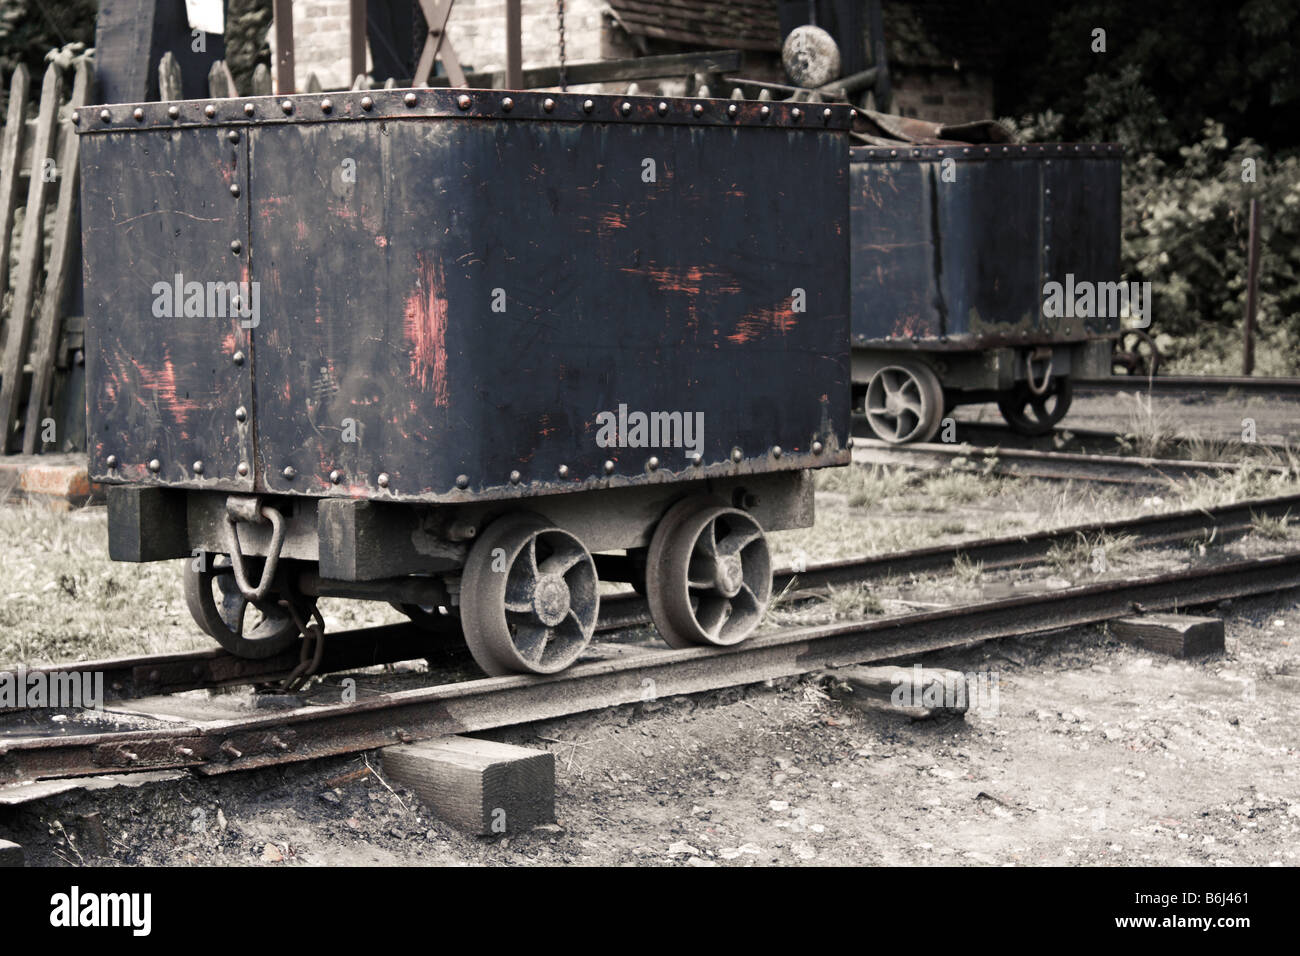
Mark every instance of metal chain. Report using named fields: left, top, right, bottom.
left=557, top=0, right=568, bottom=91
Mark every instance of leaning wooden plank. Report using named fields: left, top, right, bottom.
left=158, top=51, right=182, bottom=102
left=382, top=736, right=555, bottom=835
left=23, top=61, right=93, bottom=454
left=1111, top=614, right=1225, bottom=658
left=0, top=65, right=30, bottom=297
left=0, top=64, right=61, bottom=453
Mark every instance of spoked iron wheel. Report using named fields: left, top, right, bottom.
left=645, top=497, right=773, bottom=649
left=864, top=362, right=944, bottom=443
left=1112, top=329, right=1162, bottom=377
left=460, top=513, right=599, bottom=676
left=182, top=554, right=300, bottom=659
left=997, top=377, right=1074, bottom=436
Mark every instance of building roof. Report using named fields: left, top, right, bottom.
left=606, top=0, right=783, bottom=52
left=606, top=0, right=1001, bottom=71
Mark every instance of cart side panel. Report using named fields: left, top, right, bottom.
left=849, top=159, right=939, bottom=342
left=938, top=159, right=1042, bottom=339
left=1044, top=157, right=1123, bottom=338
left=80, top=127, right=254, bottom=488
left=850, top=149, right=1122, bottom=349
left=248, top=119, right=850, bottom=500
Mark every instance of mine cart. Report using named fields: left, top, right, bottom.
left=850, top=133, right=1123, bottom=443
left=77, top=89, right=853, bottom=674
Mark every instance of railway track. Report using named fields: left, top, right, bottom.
left=850, top=439, right=1290, bottom=486
left=4, top=548, right=1299, bottom=790
left=3, top=492, right=1299, bottom=791
left=1077, top=375, right=1300, bottom=400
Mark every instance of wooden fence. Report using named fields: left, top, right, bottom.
left=0, top=58, right=91, bottom=456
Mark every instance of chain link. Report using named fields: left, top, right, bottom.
left=557, top=0, right=568, bottom=91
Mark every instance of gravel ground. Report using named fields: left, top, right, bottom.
left=3, top=587, right=1298, bottom=867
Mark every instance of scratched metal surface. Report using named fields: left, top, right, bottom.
left=78, top=97, right=851, bottom=501
left=81, top=126, right=254, bottom=489
left=849, top=150, right=1121, bottom=349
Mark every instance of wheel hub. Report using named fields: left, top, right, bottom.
left=532, top=574, right=571, bottom=627
left=713, top=554, right=745, bottom=597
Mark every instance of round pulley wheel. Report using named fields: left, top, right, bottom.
left=998, top=377, right=1074, bottom=436
left=863, top=362, right=945, bottom=443
left=1112, top=329, right=1162, bottom=377
left=460, top=513, right=600, bottom=676
left=182, top=554, right=300, bottom=659
left=645, top=497, right=773, bottom=649
left=782, top=24, right=841, bottom=89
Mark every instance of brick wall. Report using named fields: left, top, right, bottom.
left=890, top=69, right=993, bottom=125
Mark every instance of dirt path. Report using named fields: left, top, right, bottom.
left=5, top=588, right=1298, bottom=867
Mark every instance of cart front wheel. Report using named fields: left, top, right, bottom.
left=646, top=497, right=773, bottom=649
left=460, top=513, right=600, bottom=676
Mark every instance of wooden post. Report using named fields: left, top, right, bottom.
left=251, top=63, right=272, bottom=95
left=208, top=60, right=238, bottom=98
left=382, top=736, right=555, bottom=834
left=350, top=0, right=368, bottom=84
left=1243, top=198, right=1260, bottom=376
left=273, top=0, right=295, bottom=94
left=23, top=61, right=93, bottom=455
left=867, top=0, right=890, bottom=111
left=0, top=64, right=62, bottom=453
left=157, top=51, right=182, bottom=101
left=0, top=65, right=30, bottom=298
left=505, top=0, right=522, bottom=90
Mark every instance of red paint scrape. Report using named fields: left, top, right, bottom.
left=403, top=256, right=450, bottom=407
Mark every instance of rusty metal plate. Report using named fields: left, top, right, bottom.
left=849, top=146, right=1122, bottom=349
left=80, top=126, right=253, bottom=488
left=245, top=116, right=850, bottom=500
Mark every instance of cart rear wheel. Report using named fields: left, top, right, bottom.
left=998, top=377, right=1073, bottom=435
left=1112, top=330, right=1162, bottom=377
left=182, top=554, right=300, bottom=659
left=864, top=362, right=944, bottom=443
left=646, top=497, right=773, bottom=649
left=460, top=513, right=600, bottom=676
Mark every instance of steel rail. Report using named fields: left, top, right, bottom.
left=1076, top=375, right=1300, bottom=399
left=11, top=493, right=1300, bottom=702
left=4, top=549, right=1300, bottom=787
left=849, top=441, right=1289, bottom=486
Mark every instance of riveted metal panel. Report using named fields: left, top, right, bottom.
left=849, top=144, right=1122, bottom=351
left=80, top=125, right=253, bottom=488
left=245, top=113, right=850, bottom=501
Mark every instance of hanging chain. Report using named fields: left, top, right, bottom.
left=557, top=0, right=568, bottom=91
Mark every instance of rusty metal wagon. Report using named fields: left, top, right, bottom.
left=849, top=138, right=1123, bottom=443
left=77, top=88, right=853, bottom=675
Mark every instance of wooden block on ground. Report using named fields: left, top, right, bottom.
left=1111, top=614, right=1224, bottom=658
left=0, top=839, right=25, bottom=867
left=382, top=736, right=554, bottom=835
left=830, top=665, right=969, bottom=719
